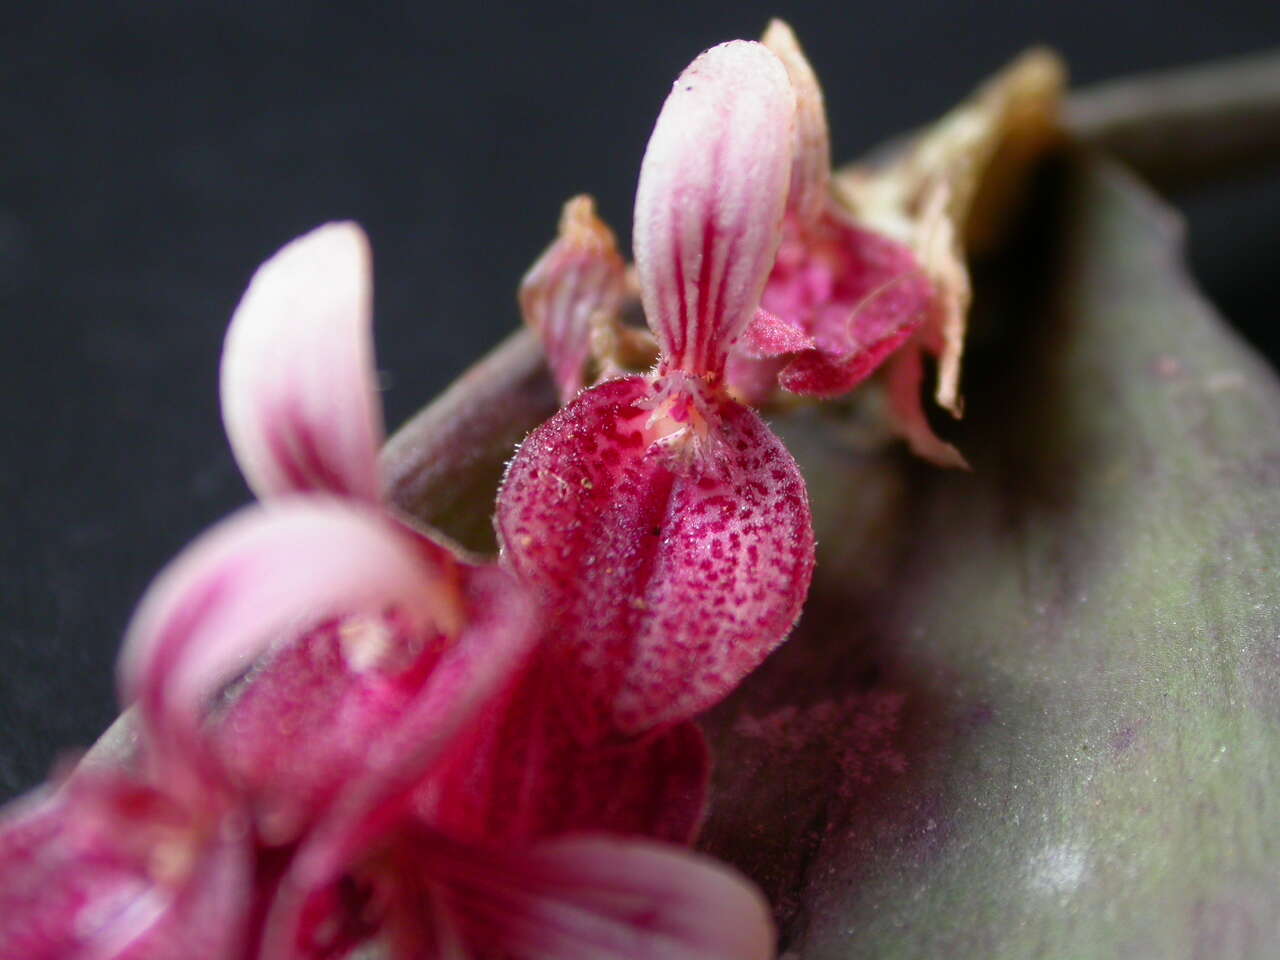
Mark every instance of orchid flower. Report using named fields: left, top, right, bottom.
left=723, top=20, right=936, bottom=405
left=497, top=40, right=816, bottom=746
left=2, top=494, right=768, bottom=960
left=208, top=218, right=771, bottom=957
left=216, top=216, right=713, bottom=826
left=0, top=497, right=505, bottom=959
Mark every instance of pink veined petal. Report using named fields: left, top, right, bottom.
left=762, top=19, right=830, bottom=227
left=109, top=825, right=250, bottom=960
left=497, top=376, right=814, bottom=743
left=421, top=658, right=710, bottom=846
left=221, top=222, right=384, bottom=503
left=118, top=499, right=457, bottom=785
left=256, top=563, right=541, bottom=960
left=520, top=196, right=628, bottom=403
left=402, top=832, right=774, bottom=960
left=633, top=41, right=795, bottom=380
left=759, top=215, right=933, bottom=398
left=0, top=771, right=251, bottom=960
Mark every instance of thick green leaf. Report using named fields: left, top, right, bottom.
left=697, top=150, right=1280, bottom=959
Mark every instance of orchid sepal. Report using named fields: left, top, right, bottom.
left=220, top=221, right=384, bottom=503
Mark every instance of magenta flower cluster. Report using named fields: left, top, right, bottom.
left=0, top=26, right=938, bottom=960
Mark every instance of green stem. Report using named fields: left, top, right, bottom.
left=1067, top=48, right=1280, bottom=190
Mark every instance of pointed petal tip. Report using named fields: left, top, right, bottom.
left=557, top=195, right=616, bottom=253
left=221, top=221, right=384, bottom=503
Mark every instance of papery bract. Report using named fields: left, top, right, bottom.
left=520, top=195, right=629, bottom=402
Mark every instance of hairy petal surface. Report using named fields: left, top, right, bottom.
left=0, top=772, right=250, bottom=960
left=633, top=41, right=794, bottom=379
left=737, top=307, right=817, bottom=359
left=118, top=499, right=458, bottom=784
left=497, top=376, right=814, bottom=742
left=520, top=196, right=628, bottom=403
left=397, top=833, right=775, bottom=960
left=221, top=222, right=383, bottom=502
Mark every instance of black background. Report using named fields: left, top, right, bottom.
left=2, top=1, right=1279, bottom=801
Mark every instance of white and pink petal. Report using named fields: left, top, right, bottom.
left=406, top=833, right=775, bottom=960
left=220, top=222, right=384, bottom=502
left=633, top=41, right=795, bottom=379
left=0, top=771, right=251, bottom=960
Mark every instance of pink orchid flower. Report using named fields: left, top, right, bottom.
left=1, top=496, right=772, bottom=960
left=216, top=219, right=713, bottom=838
left=0, top=497, right=508, bottom=959
left=724, top=21, right=935, bottom=404
left=496, top=40, right=816, bottom=746
left=208, top=220, right=773, bottom=957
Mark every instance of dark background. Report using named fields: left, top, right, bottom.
left=2, top=1, right=1278, bottom=801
